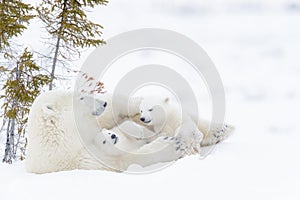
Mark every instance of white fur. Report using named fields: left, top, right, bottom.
left=26, top=90, right=109, bottom=174
left=138, top=96, right=234, bottom=149
left=96, top=93, right=142, bottom=129
left=93, top=121, right=185, bottom=171
left=26, top=91, right=185, bottom=174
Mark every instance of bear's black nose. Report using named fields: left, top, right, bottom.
left=103, top=102, right=107, bottom=107
left=111, top=134, right=116, bottom=139
left=140, top=117, right=145, bottom=122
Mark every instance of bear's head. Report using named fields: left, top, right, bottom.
left=138, top=96, right=169, bottom=126
left=41, top=92, right=107, bottom=117
left=93, top=126, right=142, bottom=158
left=93, top=128, right=125, bottom=157
left=76, top=95, right=107, bottom=117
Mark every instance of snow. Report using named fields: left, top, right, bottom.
left=1, top=137, right=300, bottom=199
left=1, top=0, right=300, bottom=199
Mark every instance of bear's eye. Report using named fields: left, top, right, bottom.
left=140, top=110, right=143, bottom=113
left=149, top=108, right=153, bottom=112
left=80, top=97, right=84, bottom=100
left=46, top=105, right=53, bottom=110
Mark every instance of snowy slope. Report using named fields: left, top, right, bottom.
left=1, top=135, right=299, bottom=200
left=1, top=0, right=300, bottom=199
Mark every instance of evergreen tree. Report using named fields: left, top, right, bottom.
left=1, top=49, right=50, bottom=163
left=0, top=0, right=108, bottom=163
left=0, top=0, right=34, bottom=56
left=37, top=0, right=108, bottom=90
left=0, top=1, right=50, bottom=163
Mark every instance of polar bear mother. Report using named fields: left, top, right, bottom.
left=26, top=91, right=185, bottom=174
left=25, top=90, right=111, bottom=174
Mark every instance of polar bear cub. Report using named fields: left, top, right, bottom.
left=138, top=96, right=203, bottom=154
left=138, top=96, right=234, bottom=151
left=93, top=121, right=186, bottom=171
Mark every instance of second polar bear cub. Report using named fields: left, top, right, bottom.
left=93, top=121, right=185, bottom=171
left=139, top=96, right=234, bottom=151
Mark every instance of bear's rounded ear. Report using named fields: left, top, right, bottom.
left=42, top=105, right=56, bottom=115
left=164, top=97, right=170, bottom=103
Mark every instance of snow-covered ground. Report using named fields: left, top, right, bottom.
left=1, top=0, right=300, bottom=199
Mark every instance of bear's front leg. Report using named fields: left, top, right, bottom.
left=175, top=121, right=203, bottom=155
left=124, top=136, right=187, bottom=168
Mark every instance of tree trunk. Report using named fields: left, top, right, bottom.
left=3, top=119, right=12, bottom=163
left=48, top=0, right=68, bottom=90
left=49, top=36, right=61, bottom=90
left=2, top=63, right=19, bottom=163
